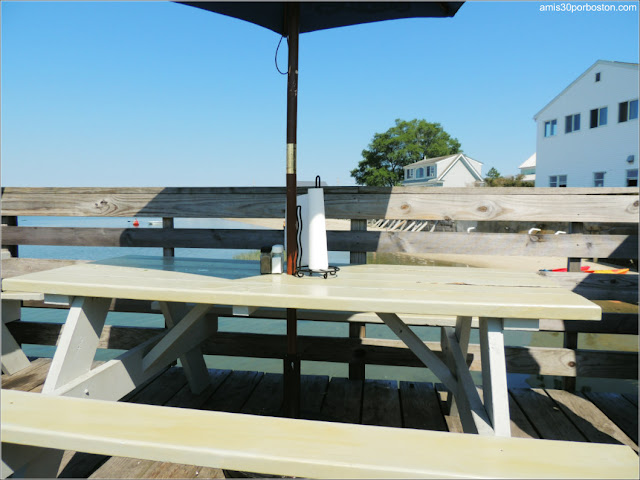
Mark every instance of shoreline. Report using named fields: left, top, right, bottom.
left=226, top=218, right=626, bottom=272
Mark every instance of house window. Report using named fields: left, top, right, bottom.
left=406, top=169, right=414, bottom=179
left=619, top=99, right=639, bottom=122
left=593, top=171, right=605, bottom=187
left=426, top=165, right=436, bottom=177
left=544, top=119, right=557, bottom=137
left=549, top=175, right=567, bottom=187
left=595, top=72, right=601, bottom=82
left=590, top=107, right=608, bottom=128
left=627, top=169, right=639, bottom=187
left=565, top=113, right=581, bottom=133
left=416, top=167, right=424, bottom=178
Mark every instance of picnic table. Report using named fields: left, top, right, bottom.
left=1, top=255, right=601, bottom=437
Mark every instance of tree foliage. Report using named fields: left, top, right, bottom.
left=486, top=167, right=501, bottom=179
left=350, top=119, right=462, bottom=187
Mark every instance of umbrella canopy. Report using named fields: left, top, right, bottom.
left=176, top=1, right=464, bottom=418
left=180, top=2, right=464, bottom=35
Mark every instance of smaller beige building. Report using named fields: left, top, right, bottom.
left=402, top=153, right=484, bottom=187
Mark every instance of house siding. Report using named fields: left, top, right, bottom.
left=535, top=62, right=639, bottom=187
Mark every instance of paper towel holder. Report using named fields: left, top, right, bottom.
left=294, top=177, right=340, bottom=279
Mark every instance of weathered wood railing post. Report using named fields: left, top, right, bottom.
left=349, top=219, right=367, bottom=380
left=563, top=222, right=583, bottom=391
left=2, top=216, right=18, bottom=259
left=162, top=218, right=174, bottom=257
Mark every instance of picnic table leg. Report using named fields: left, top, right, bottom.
left=159, top=302, right=213, bottom=394
left=479, top=317, right=511, bottom=437
left=2, top=443, right=63, bottom=479
left=1, top=311, right=31, bottom=375
left=42, top=296, right=111, bottom=394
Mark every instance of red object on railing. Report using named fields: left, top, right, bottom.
left=133, top=219, right=139, bottom=227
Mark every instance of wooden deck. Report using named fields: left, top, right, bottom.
left=2, top=358, right=638, bottom=479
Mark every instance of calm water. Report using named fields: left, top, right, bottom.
left=15, top=216, right=638, bottom=393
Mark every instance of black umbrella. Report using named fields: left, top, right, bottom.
left=178, top=1, right=464, bottom=416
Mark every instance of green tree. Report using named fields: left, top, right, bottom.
left=350, top=118, right=462, bottom=186
left=486, top=167, right=501, bottom=179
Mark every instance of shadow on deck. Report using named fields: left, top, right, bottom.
left=2, top=358, right=638, bottom=479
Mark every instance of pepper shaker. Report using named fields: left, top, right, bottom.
left=260, top=246, right=272, bottom=274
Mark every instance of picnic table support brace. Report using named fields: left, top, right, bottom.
left=159, top=302, right=214, bottom=394
left=42, top=296, right=110, bottom=394
left=441, top=327, right=494, bottom=435
left=444, top=316, right=472, bottom=416
left=479, top=317, right=511, bottom=437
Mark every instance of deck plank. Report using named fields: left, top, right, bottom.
left=320, top=377, right=362, bottom=424
left=399, top=381, right=447, bottom=431
left=511, top=388, right=587, bottom=442
left=201, top=370, right=263, bottom=413
left=57, top=452, right=110, bottom=478
left=546, top=389, right=638, bottom=452
left=128, top=366, right=188, bottom=406
left=362, top=379, right=402, bottom=427
left=0, top=357, right=51, bottom=391
left=89, top=457, right=156, bottom=479
left=584, top=392, right=639, bottom=444
left=506, top=391, right=540, bottom=439
left=622, top=392, right=638, bottom=407
left=241, top=373, right=284, bottom=417
left=165, top=369, right=231, bottom=409
left=300, top=374, right=329, bottom=420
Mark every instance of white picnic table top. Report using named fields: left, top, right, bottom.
left=1, top=255, right=601, bottom=321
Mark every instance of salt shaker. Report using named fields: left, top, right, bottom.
left=260, top=246, right=272, bottom=274
left=271, top=244, right=284, bottom=274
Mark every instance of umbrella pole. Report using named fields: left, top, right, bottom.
left=284, top=1, right=300, bottom=419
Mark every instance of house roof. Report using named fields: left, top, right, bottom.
left=405, top=153, right=483, bottom=168
left=404, top=154, right=457, bottom=168
left=519, top=153, right=536, bottom=169
left=404, top=153, right=484, bottom=183
left=533, top=60, right=639, bottom=120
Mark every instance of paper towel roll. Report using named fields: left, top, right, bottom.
left=306, top=187, right=329, bottom=271
left=296, top=188, right=329, bottom=271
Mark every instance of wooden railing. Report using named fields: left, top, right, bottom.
left=2, top=186, right=638, bottom=387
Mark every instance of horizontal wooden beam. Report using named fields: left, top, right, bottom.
left=2, top=227, right=637, bottom=259
left=2, top=187, right=637, bottom=222
left=7, top=322, right=637, bottom=379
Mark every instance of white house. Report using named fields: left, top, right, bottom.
left=403, top=153, right=483, bottom=187
left=534, top=60, right=639, bottom=188
left=518, top=153, right=536, bottom=182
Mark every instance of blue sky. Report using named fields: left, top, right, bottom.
left=1, top=1, right=638, bottom=187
